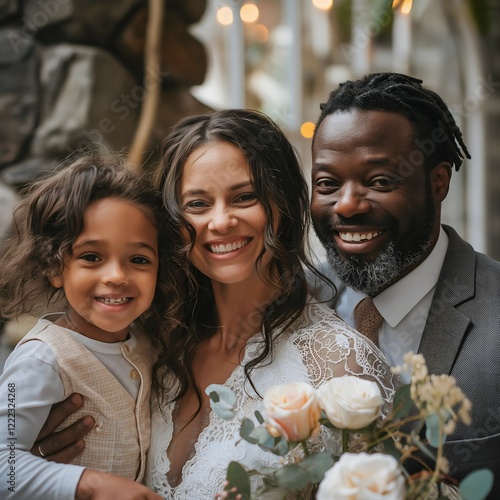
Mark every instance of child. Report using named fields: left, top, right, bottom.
left=0, top=155, right=165, bottom=499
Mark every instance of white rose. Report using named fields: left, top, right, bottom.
left=317, top=376, right=383, bottom=429
left=317, top=452, right=406, bottom=500
left=264, top=382, right=321, bottom=442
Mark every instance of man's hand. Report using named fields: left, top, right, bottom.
left=31, top=393, right=94, bottom=463
left=76, top=470, right=163, bottom=500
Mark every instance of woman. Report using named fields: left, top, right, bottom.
left=146, top=109, right=399, bottom=498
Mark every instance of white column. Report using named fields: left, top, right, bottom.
left=455, top=0, right=486, bottom=253
left=392, top=9, right=412, bottom=73
left=227, top=1, right=245, bottom=108
left=350, top=0, right=372, bottom=76
left=283, top=0, right=302, bottom=130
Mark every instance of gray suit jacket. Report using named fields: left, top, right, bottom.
left=310, top=225, right=500, bottom=496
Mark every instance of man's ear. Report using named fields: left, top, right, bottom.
left=50, top=275, right=63, bottom=289
left=430, top=162, right=452, bottom=202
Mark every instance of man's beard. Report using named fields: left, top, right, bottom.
left=325, top=238, right=432, bottom=296
left=323, top=188, right=436, bottom=296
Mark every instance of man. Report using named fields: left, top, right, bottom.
left=310, top=72, right=500, bottom=495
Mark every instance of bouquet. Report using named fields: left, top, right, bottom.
left=206, top=352, right=494, bottom=499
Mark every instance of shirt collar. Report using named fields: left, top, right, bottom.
left=374, top=226, right=448, bottom=327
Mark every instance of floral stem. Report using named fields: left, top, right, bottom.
left=423, top=419, right=444, bottom=498
left=301, top=440, right=310, bottom=457
left=342, top=429, right=349, bottom=453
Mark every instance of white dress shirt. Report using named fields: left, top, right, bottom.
left=335, top=227, right=449, bottom=382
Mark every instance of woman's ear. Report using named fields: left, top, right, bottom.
left=431, top=161, right=452, bottom=202
left=50, top=275, right=64, bottom=289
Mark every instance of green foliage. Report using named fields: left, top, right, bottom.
left=275, top=464, right=311, bottom=491
left=206, top=384, right=237, bottom=420
left=466, top=0, right=491, bottom=36
left=240, top=417, right=289, bottom=456
left=425, top=413, right=445, bottom=448
left=459, top=469, right=495, bottom=500
left=410, top=430, right=436, bottom=462
left=224, top=462, right=251, bottom=500
left=391, top=384, right=413, bottom=420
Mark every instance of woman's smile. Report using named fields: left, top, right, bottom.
left=206, top=237, right=252, bottom=256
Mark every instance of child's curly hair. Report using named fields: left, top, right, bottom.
left=0, top=153, right=170, bottom=333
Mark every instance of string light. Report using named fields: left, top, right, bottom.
left=300, top=122, right=315, bottom=139
left=392, top=0, right=413, bottom=15
left=248, top=24, right=269, bottom=43
left=216, top=6, right=233, bottom=25
left=240, top=3, right=259, bottom=23
left=312, top=0, right=334, bottom=10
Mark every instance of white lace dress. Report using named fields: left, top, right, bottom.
left=145, top=302, right=400, bottom=499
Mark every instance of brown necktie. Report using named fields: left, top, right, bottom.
left=354, top=297, right=383, bottom=345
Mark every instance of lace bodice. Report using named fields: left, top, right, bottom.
left=145, top=302, right=400, bottom=499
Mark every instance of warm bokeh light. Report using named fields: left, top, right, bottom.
left=300, top=122, right=316, bottom=139
left=401, top=0, right=413, bottom=15
left=248, top=24, right=269, bottom=43
left=216, top=6, right=233, bottom=26
left=392, top=0, right=413, bottom=15
left=312, top=0, right=334, bottom=10
left=240, top=3, right=259, bottom=23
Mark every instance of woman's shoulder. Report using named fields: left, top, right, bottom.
left=292, top=300, right=356, bottom=337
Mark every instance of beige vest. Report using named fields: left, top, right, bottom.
left=20, top=320, right=155, bottom=481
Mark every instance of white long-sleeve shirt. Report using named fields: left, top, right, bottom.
left=0, top=316, right=143, bottom=499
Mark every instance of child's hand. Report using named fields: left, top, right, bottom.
left=31, top=393, right=94, bottom=463
left=76, top=470, right=163, bottom=499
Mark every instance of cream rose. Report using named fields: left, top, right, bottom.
left=317, top=452, right=406, bottom=500
left=263, top=382, right=321, bottom=442
left=317, top=376, right=383, bottom=429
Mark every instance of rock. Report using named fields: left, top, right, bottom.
left=0, top=0, right=19, bottom=23
left=0, top=0, right=211, bottom=179
left=1, top=157, right=57, bottom=187
left=30, top=44, right=140, bottom=160
left=113, top=5, right=207, bottom=86
left=0, top=29, right=38, bottom=168
left=0, top=181, right=18, bottom=239
left=169, top=0, right=207, bottom=24
left=22, top=0, right=143, bottom=47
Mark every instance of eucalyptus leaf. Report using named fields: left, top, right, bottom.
left=273, top=437, right=290, bottom=456
left=425, top=413, right=446, bottom=448
left=225, top=461, right=251, bottom=500
left=205, top=384, right=237, bottom=420
left=380, top=436, right=402, bottom=460
left=459, top=469, right=494, bottom=500
left=300, top=452, right=335, bottom=483
left=391, top=384, right=413, bottom=420
left=249, top=427, right=275, bottom=449
left=410, top=430, right=436, bottom=461
left=254, top=410, right=264, bottom=424
left=240, top=418, right=258, bottom=444
left=209, top=391, right=219, bottom=403
left=274, top=464, right=309, bottom=491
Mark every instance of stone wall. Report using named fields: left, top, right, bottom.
left=0, top=0, right=211, bottom=191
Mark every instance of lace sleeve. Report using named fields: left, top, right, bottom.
left=292, top=302, right=403, bottom=410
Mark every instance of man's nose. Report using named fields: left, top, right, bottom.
left=333, top=183, right=371, bottom=218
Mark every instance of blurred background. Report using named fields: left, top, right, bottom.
left=0, top=0, right=499, bottom=358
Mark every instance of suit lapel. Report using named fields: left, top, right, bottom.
left=418, top=225, right=476, bottom=375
